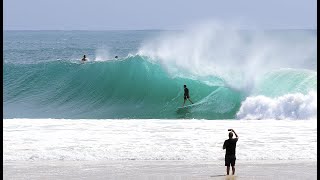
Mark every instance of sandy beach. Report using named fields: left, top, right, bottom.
left=3, top=160, right=316, bottom=180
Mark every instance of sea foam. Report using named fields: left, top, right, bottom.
left=236, top=91, right=317, bottom=120
left=3, top=119, right=317, bottom=161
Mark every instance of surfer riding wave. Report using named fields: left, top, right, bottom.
left=182, top=85, right=193, bottom=107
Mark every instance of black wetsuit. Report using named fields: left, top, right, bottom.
left=223, top=138, right=238, bottom=166
left=184, top=87, right=190, bottom=100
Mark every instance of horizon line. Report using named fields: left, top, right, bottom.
left=3, top=28, right=317, bottom=31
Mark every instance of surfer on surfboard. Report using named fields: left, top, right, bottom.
left=182, top=84, right=193, bottom=107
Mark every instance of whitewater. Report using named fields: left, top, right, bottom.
left=3, top=119, right=317, bottom=161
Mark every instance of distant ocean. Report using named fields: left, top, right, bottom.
left=3, top=27, right=317, bottom=162
left=4, top=29, right=317, bottom=119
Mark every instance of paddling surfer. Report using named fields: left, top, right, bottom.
left=182, top=85, right=193, bottom=107
left=81, top=55, right=87, bottom=62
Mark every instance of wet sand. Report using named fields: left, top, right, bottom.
left=3, top=160, right=316, bottom=180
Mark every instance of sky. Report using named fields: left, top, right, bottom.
left=4, top=0, right=317, bottom=30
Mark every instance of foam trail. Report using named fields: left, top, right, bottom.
left=236, top=91, right=317, bottom=120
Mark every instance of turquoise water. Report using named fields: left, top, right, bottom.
left=4, top=30, right=317, bottom=119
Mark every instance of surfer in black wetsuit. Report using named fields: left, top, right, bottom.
left=182, top=85, right=193, bottom=107
left=82, top=55, right=87, bottom=62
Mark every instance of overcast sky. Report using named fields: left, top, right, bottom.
left=4, top=0, right=317, bottom=30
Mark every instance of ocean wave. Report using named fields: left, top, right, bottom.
left=4, top=57, right=316, bottom=119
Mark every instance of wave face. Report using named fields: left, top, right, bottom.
left=4, top=56, right=243, bottom=119
left=4, top=28, right=317, bottom=119
left=4, top=56, right=316, bottom=119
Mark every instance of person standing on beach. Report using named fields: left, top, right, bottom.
left=223, top=129, right=239, bottom=175
left=182, top=85, right=193, bottom=107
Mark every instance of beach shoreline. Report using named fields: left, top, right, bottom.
left=4, top=119, right=317, bottom=179
left=4, top=160, right=316, bottom=180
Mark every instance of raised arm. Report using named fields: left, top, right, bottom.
left=232, top=129, right=239, bottom=139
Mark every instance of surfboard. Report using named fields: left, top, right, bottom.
left=178, top=100, right=203, bottom=109
left=177, top=104, right=195, bottom=110
left=176, top=103, right=198, bottom=113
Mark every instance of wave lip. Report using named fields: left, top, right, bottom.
left=236, top=91, right=317, bottom=120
